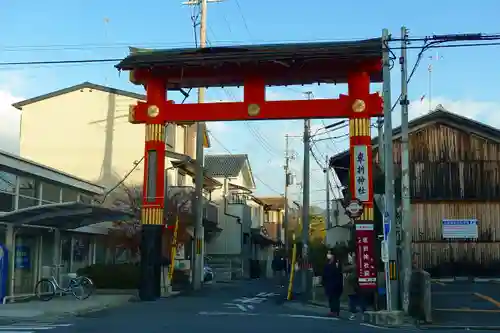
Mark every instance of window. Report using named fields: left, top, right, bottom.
left=177, top=171, right=185, bottom=186
left=18, top=196, right=38, bottom=209
left=0, top=193, right=15, bottom=212
left=165, top=123, right=176, bottom=150
left=41, top=182, right=61, bottom=203
left=79, top=194, right=93, bottom=204
left=19, top=176, right=39, bottom=198
left=0, top=171, right=16, bottom=193
left=61, top=188, right=78, bottom=202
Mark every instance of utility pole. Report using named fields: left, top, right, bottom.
left=377, top=117, right=384, bottom=172
left=284, top=134, right=291, bottom=254
left=325, top=155, right=331, bottom=231
left=382, top=28, right=399, bottom=311
left=301, top=91, right=312, bottom=299
left=400, top=26, right=412, bottom=313
left=183, top=0, right=221, bottom=290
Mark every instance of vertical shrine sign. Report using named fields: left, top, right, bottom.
left=353, top=145, right=370, bottom=202
left=355, top=224, right=377, bottom=288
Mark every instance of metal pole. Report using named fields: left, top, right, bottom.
left=284, top=134, right=290, bottom=254
left=377, top=118, right=384, bottom=172
left=301, top=117, right=311, bottom=299
left=192, top=0, right=208, bottom=290
left=325, top=155, right=331, bottom=230
left=400, top=26, right=412, bottom=313
left=382, top=28, right=399, bottom=311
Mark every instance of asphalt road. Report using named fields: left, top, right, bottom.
left=3, top=280, right=495, bottom=333
left=431, top=280, right=500, bottom=329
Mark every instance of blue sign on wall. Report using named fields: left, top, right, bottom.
left=0, top=245, right=8, bottom=302
left=15, top=245, right=30, bottom=269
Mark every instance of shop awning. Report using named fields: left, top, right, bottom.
left=0, top=202, right=134, bottom=230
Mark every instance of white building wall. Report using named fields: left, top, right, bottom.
left=325, top=200, right=352, bottom=247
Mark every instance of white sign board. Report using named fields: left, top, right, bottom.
left=381, top=240, right=389, bottom=263
left=442, top=219, right=478, bottom=239
left=353, top=145, right=369, bottom=202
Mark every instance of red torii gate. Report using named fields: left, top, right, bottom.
left=116, top=38, right=384, bottom=301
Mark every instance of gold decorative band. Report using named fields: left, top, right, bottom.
left=141, top=207, right=164, bottom=225
left=349, top=118, right=370, bottom=137
left=145, top=124, right=165, bottom=142
left=359, top=206, right=374, bottom=220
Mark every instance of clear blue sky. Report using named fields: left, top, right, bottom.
left=1, top=0, right=500, bottom=206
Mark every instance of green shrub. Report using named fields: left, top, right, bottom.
left=77, top=263, right=190, bottom=290
left=77, top=263, right=140, bottom=289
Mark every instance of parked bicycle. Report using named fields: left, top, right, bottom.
left=35, top=264, right=94, bottom=301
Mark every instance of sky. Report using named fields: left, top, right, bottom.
left=1, top=0, right=500, bottom=208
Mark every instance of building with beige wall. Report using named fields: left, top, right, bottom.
left=12, top=82, right=221, bottom=279
left=14, top=82, right=210, bottom=193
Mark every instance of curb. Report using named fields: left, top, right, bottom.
left=418, top=325, right=500, bottom=331
left=307, top=300, right=349, bottom=310
left=431, top=277, right=500, bottom=283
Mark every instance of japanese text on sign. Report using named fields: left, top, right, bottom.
left=355, top=223, right=376, bottom=288
left=353, top=145, right=369, bottom=202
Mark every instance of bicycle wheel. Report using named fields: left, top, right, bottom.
left=79, top=276, right=95, bottom=296
left=70, top=277, right=93, bottom=300
left=35, top=278, right=56, bottom=301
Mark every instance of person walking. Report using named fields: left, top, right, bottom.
left=322, top=250, right=343, bottom=317
left=272, top=252, right=286, bottom=287
left=344, top=253, right=367, bottom=320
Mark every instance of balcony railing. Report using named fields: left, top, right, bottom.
left=167, top=186, right=219, bottom=224
left=227, top=192, right=250, bottom=205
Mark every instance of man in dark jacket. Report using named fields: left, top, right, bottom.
left=322, top=250, right=343, bottom=316
left=272, top=253, right=286, bottom=287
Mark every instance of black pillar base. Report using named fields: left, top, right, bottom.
left=139, top=224, right=163, bottom=301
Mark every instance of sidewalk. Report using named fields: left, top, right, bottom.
left=0, top=295, right=134, bottom=323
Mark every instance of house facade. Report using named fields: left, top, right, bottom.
left=204, top=154, right=276, bottom=279
left=325, top=199, right=352, bottom=247
left=330, top=106, right=500, bottom=274
left=13, top=82, right=220, bottom=276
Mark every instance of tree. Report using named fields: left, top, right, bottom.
left=104, top=184, right=195, bottom=264
left=106, top=184, right=142, bottom=263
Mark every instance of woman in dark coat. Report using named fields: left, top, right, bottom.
left=322, top=250, right=343, bottom=316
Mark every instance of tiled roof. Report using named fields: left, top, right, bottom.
left=259, top=196, right=286, bottom=210
left=204, top=154, right=248, bottom=178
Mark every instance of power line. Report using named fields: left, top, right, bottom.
left=207, top=131, right=282, bottom=195
left=1, top=41, right=499, bottom=68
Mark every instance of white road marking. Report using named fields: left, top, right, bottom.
left=0, top=324, right=73, bottom=331
left=0, top=328, right=56, bottom=331
left=360, top=323, right=392, bottom=330
left=278, top=314, right=339, bottom=320
left=198, top=311, right=259, bottom=316
left=224, top=302, right=249, bottom=311
left=10, top=325, right=72, bottom=328
left=233, top=297, right=266, bottom=304
left=256, top=292, right=279, bottom=297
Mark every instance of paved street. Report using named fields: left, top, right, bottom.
left=430, top=280, right=500, bottom=329
left=0, top=279, right=488, bottom=333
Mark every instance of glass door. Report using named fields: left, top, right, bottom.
left=13, top=234, right=38, bottom=295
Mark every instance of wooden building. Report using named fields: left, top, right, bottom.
left=329, top=105, right=500, bottom=273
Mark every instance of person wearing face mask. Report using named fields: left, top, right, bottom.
left=343, top=252, right=366, bottom=320
left=322, top=250, right=343, bottom=317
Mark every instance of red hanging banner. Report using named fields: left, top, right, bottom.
left=355, top=223, right=377, bottom=289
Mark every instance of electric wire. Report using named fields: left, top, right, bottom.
left=1, top=40, right=499, bottom=68
left=207, top=131, right=282, bottom=195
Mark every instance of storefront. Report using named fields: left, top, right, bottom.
left=0, top=202, right=133, bottom=300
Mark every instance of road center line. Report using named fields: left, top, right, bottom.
left=473, top=292, right=500, bottom=308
